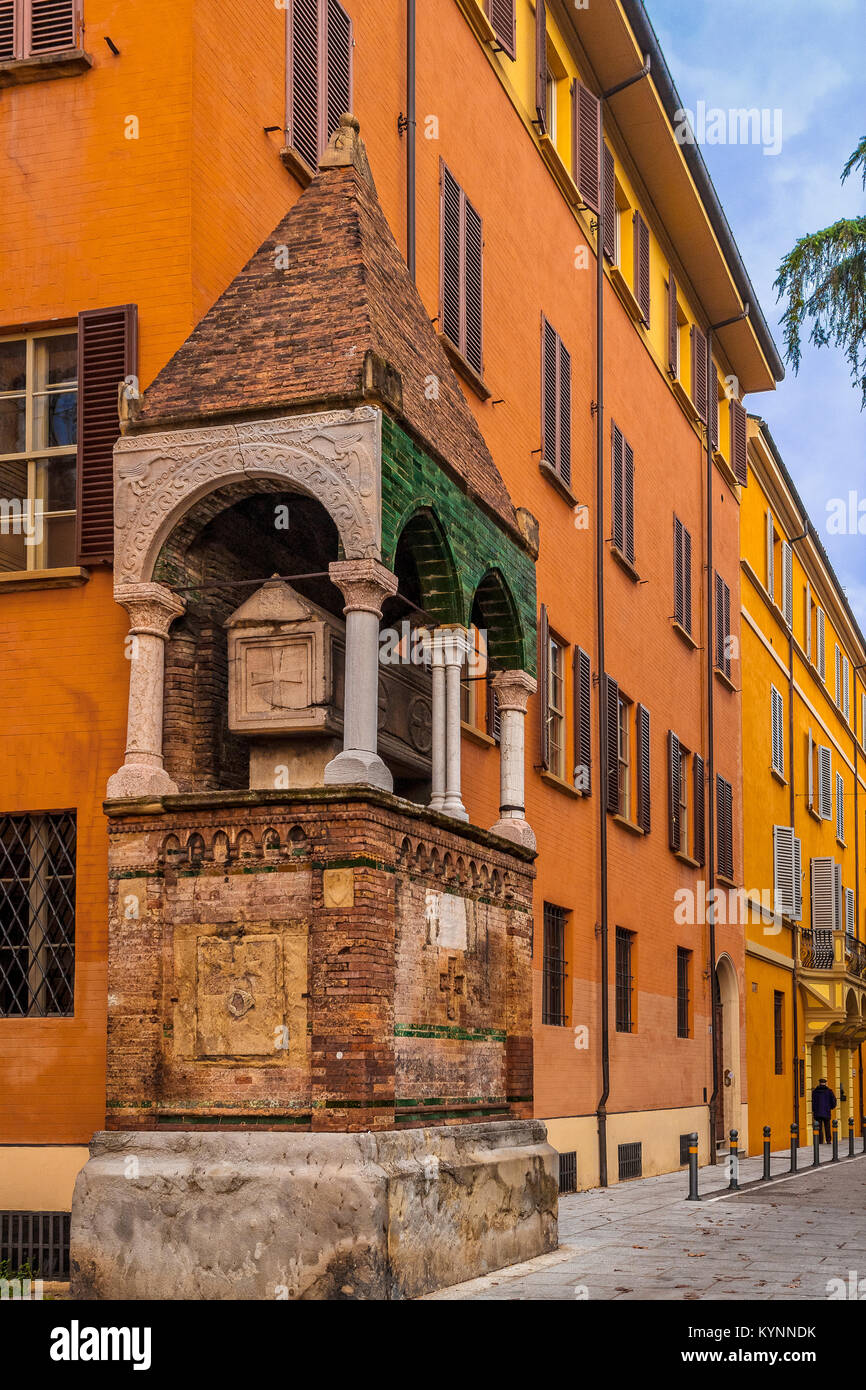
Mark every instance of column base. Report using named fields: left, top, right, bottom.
left=323, top=748, right=394, bottom=793
left=441, top=797, right=469, bottom=822
left=106, top=762, right=179, bottom=799
left=489, top=817, right=537, bottom=851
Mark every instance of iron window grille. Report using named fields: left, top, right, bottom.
left=773, top=990, right=784, bottom=1074
left=542, top=902, right=568, bottom=1026
left=1, top=1211, right=70, bottom=1279
left=615, top=926, right=634, bottom=1033
left=558, top=1150, right=577, bottom=1195
left=0, top=812, right=75, bottom=1017
left=618, top=1142, right=642, bottom=1181
left=676, top=947, right=691, bottom=1038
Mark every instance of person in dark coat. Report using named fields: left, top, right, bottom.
left=811, top=1077, right=836, bottom=1143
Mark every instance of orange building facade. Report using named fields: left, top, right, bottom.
left=1, top=0, right=787, bottom=1229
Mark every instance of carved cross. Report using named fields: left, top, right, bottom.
left=439, top=956, right=465, bottom=1021
left=251, top=647, right=305, bottom=709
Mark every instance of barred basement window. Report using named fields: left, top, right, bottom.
left=1, top=1210, right=70, bottom=1279
left=676, top=947, right=691, bottom=1038
left=615, top=926, right=634, bottom=1033
left=542, top=902, right=568, bottom=1026
left=618, top=1141, right=642, bottom=1180
left=558, top=1150, right=577, bottom=1195
left=0, top=812, right=75, bottom=1016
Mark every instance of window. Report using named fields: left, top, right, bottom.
left=836, top=771, right=846, bottom=844
left=677, top=948, right=691, bottom=1038
left=615, top=927, right=635, bottom=1033
left=0, top=812, right=75, bottom=1017
left=440, top=164, right=484, bottom=377
left=0, top=0, right=80, bottom=61
left=611, top=422, right=635, bottom=567
left=547, top=634, right=566, bottom=779
left=0, top=330, right=78, bottom=572
left=286, top=0, right=353, bottom=173
left=835, top=643, right=842, bottom=707
left=616, top=690, right=631, bottom=819
left=541, top=317, right=571, bottom=486
left=546, top=68, right=558, bottom=143
left=632, top=210, right=650, bottom=326
left=668, top=735, right=705, bottom=863
left=460, top=625, right=498, bottom=741
left=667, top=275, right=680, bottom=379
left=714, top=573, right=732, bottom=679
left=771, top=685, right=784, bottom=778
left=485, top=0, right=516, bottom=59
left=818, top=744, right=833, bottom=821
left=773, top=824, right=802, bottom=920
left=773, top=991, right=784, bottom=1074
left=716, top=774, right=733, bottom=880
left=673, top=515, right=692, bottom=633
left=690, top=324, right=708, bottom=422
left=607, top=678, right=650, bottom=831
left=542, top=902, right=568, bottom=1026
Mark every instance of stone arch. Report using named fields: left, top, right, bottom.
left=471, top=568, right=524, bottom=673
left=112, top=406, right=382, bottom=589
left=387, top=506, right=463, bottom=627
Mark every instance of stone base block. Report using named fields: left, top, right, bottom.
left=70, top=1121, right=558, bottom=1300
left=323, top=747, right=394, bottom=792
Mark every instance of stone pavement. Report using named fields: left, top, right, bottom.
left=424, top=1145, right=866, bottom=1300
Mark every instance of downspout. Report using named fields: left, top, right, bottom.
left=594, top=54, right=650, bottom=1188
left=405, top=0, right=416, bottom=280
left=705, top=307, right=749, bottom=1160
left=788, top=623, right=799, bottom=1132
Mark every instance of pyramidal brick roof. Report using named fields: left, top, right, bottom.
left=134, top=115, right=519, bottom=537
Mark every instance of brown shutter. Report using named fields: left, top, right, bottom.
left=573, top=79, right=601, bottom=214
left=673, top=516, right=684, bottom=627
left=288, top=0, right=320, bottom=170
left=75, top=304, right=137, bottom=567
left=487, top=0, right=516, bottom=59
left=606, top=674, right=620, bottom=815
left=693, top=753, right=705, bottom=865
left=709, top=373, right=719, bottom=451
left=636, top=703, right=651, bottom=834
left=535, top=0, right=547, bottom=133
left=574, top=646, right=592, bottom=795
left=683, top=525, right=692, bottom=634
left=668, top=731, right=681, bottom=852
left=731, top=398, right=748, bottom=485
left=714, top=572, right=724, bottom=670
left=667, top=272, right=678, bottom=376
left=440, top=163, right=462, bottom=353
left=624, top=438, right=635, bottom=565
left=723, top=581, right=731, bottom=678
left=601, top=143, right=616, bottom=263
left=0, top=0, right=17, bottom=59
left=539, top=604, right=550, bottom=772
left=559, top=337, right=571, bottom=487
left=325, top=0, right=353, bottom=144
left=611, top=422, right=624, bottom=553
left=717, top=776, right=733, bottom=879
left=632, top=209, right=650, bottom=326
left=542, top=316, right=557, bottom=471
left=29, top=0, right=77, bottom=55
left=463, top=193, right=484, bottom=375
left=486, top=683, right=501, bottom=743
left=691, top=324, right=708, bottom=422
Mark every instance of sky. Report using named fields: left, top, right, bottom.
left=646, top=0, right=866, bottom=626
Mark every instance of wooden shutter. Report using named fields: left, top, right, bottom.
left=0, top=0, right=17, bottom=58
left=463, top=194, right=484, bottom=375
left=535, top=0, right=547, bottom=133
left=714, top=576, right=731, bottom=677
left=611, top=423, right=624, bottom=554
left=766, top=509, right=775, bottom=598
left=691, top=325, right=707, bottom=422
left=574, top=646, right=592, bottom=795
left=441, top=164, right=462, bottom=351
left=29, top=0, right=77, bottom=55
left=836, top=771, right=845, bottom=843
left=486, top=683, right=501, bottom=744
left=667, top=273, right=678, bottom=377
left=539, top=604, right=550, bottom=772
left=288, top=0, right=320, bottom=170
left=807, top=729, right=814, bottom=811
left=623, top=438, right=635, bottom=565
left=605, top=674, right=620, bottom=815
left=693, top=753, right=705, bottom=866
left=843, top=655, right=850, bottom=721
left=817, top=606, right=826, bottom=679
left=811, top=856, right=836, bottom=931
left=716, top=775, right=733, bottom=879
left=542, top=317, right=558, bottom=472
left=573, top=79, right=601, bottom=214
left=636, top=703, right=651, bottom=833
left=834, top=862, right=843, bottom=932
left=782, top=541, right=793, bottom=628
left=845, top=886, right=855, bottom=937
left=76, top=304, right=137, bottom=566
left=668, top=730, right=681, bottom=852
left=805, top=582, right=812, bottom=659
left=601, top=144, right=616, bottom=263
left=731, top=399, right=748, bottom=485
left=673, top=516, right=684, bottom=627
left=771, top=686, right=784, bottom=777
left=835, top=644, right=841, bottom=706
left=774, top=825, right=795, bottom=918
left=793, top=836, right=802, bottom=920
left=487, top=0, right=516, bottom=59
left=709, top=375, right=719, bottom=452
left=325, top=0, right=353, bottom=139
left=682, top=525, right=692, bottom=634
left=632, top=209, right=650, bottom=325
left=818, top=744, right=832, bottom=821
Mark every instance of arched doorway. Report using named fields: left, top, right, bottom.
left=715, top=954, right=742, bottom=1144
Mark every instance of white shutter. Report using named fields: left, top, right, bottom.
left=836, top=771, right=845, bottom=842
left=818, top=745, right=833, bottom=821
left=817, top=608, right=826, bottom=679
left=793, top=836, right=802, bottom=921
left=771, top=686, right=784, bottom=776
left=782, top=541, right=793, bottom=628
left=834, top=862, right=843, bottom=932
left=843, top=656, right=850, bottom=721
left=805, top=582, right=812, bottom=659
left=845, top=886, right=855, bottom=937
left=766, top=509, right=775, bottom=598
left=773, top=825, right=795, bottom=917
left=807, top=729, right=814, bottom=811
left=862, top=692, right=866, bottom=746
left=835, top=645, right=841, bottom=706
left=811, top=857, right=836, bottom=931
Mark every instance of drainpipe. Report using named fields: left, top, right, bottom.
left=788, top=623, right=800, bottom=1131
left=405, top=0, right=416, bottom=280
left=594, top=54, right=650, bottom=1189
left=705, top=307, right=749, bottom=1160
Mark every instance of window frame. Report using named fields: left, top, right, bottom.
left=617, top=690, right=632, bottom=822
left=615, top=926, right=635, bottom=1034
left=547, top=632, right=567, bottom=781
left=676, top=947, right=691, bottom=1039
left=0, top=810, right=76, bottom=1018
left=541, top=901, right=569, bottom=1027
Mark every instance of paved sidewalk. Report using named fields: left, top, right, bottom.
left=425, top=1145, right=866, bottom=1300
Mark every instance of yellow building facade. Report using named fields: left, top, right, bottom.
left=741, top=418, right=866, bottom=1155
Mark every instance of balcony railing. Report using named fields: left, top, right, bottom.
left=799, top=928, right=866, bottom=978
left=845, top=934, right=866, bottom=979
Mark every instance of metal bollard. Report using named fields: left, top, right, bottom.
left=762, top=1125, right=771, bottom=1181
left=813, top=1125, right=821, bottom=1166
left=686, top=1131, right=701, bottom=1201
left=728, top=1129, right=739, bottom=1190
left=849, top=1117, right=855, bottom=1158
left=789, top=1122, right=798, bottom=1173
left=832, top=1119, right=840, bottom=1162
left=862, top=1116, right=866, bottom=1155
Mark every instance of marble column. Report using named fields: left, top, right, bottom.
left=489, top=670, right=538, bottom=851
left=324, top=558, right=399, bottom=792
left=428, top=632, right=447, bottom=813
left=107, top=583, right=186, bottom=799
left=440, top=626, right=470, bottom=822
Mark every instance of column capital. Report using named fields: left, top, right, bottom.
left=492, top=669, right=537, bottom=713
left=432, top=624, right=471, bottom=667
left=328, top=559, right=398, bottom=618
left=115, top=582, right=186, bottom=639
